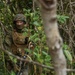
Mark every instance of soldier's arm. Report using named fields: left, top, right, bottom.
left=25, top=37, right=35, bottom=49
left=28, top=40, right=35, bottom=50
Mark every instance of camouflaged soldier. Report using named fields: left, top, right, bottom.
left=4, top=14, right=33, bottom=75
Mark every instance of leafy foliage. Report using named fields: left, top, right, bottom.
left=57, top=15, right=69, bottom=23
left=63, top=43, right=72, bottom=64
left=0, top=0, right=75, bottom=75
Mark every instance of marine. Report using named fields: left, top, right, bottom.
left=3, top=14, right=33, bottom=75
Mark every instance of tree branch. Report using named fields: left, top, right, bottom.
left=0, top=21, right=10, bottom=35
left=0, top=45, right=75, bottom=72
left=0, top=46, right=54, bottom=70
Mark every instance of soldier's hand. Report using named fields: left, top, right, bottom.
left=28, top=41, right=35, bottom=50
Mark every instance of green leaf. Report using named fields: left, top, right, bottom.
left=34, top=38, right=40, bottom=42
left=33, top=52, right=38, bottom=56
left=33, top=21, right=39, bottom=26
left=38, top=27, right=42, bottom=31
left=30, top=33, right=38, bottom=40
left=63, top=43, right=69, bottom=50
left=30, top=13, right=34, bottom=17
left=13, top=58, right=17, bottom=63
left=57, top=15, right=69, bottom=23
left=42, top=51, right=48, bottom=56
left=9, top=56, right=13, bottom=60
left=9, top=56, right=17, bottom=63
left=64, top=50, right=72, bottom=64
left=10, top=71, right=16, bottom=75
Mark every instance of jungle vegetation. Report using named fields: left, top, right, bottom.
left=0, top=0, right=75, bottom=75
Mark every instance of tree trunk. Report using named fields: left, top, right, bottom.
left=35, top=0, right=67, bottom=75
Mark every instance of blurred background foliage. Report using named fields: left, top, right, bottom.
left=0, top=0, right=75, bottom=75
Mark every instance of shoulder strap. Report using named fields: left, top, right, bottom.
left=12, top=30, right=19, bottom=47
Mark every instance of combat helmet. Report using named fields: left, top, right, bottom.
left=13, top=14, right=26, bottom=24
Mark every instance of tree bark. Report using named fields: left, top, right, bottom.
left=35, top=0, right=67, bottom=75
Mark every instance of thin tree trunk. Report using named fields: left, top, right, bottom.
left=35, top=0, right=67, bottom=75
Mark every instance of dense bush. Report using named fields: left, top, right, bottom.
left=0, top=0, right=75, bottom=75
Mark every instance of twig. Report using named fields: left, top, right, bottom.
left=0, top=21, right=6, bottom=35
left=67, top=69, right=75, bottom=72
left=0, top=21, right=10, bottom=35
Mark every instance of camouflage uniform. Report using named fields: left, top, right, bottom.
left=3, top=14, right=31, bottom=75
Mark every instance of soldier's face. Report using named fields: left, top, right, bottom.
left=16, top=20, right=25, bottom=29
